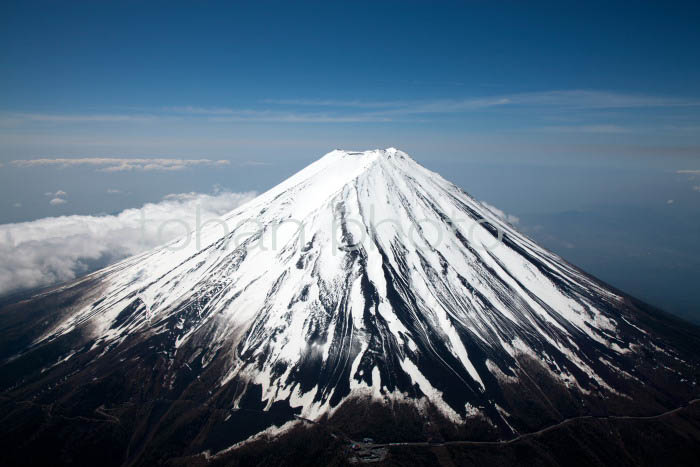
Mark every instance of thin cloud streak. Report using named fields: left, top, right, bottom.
left=265, top=90, right=700, bottom=115
left=167, top=90, right=700, bottom=125
left=538, top=124, right=633, bottom=134
left=164, top=106, right=387, bottom=121
left=1, top=90, right=699, bottom=134
left=261, top=98, right=411, bottom=108
left=0, top=113, right=164, bottom=124
left=3, top=89, right=696, bottom=125
left=205, top=112, right=392, bottom=123
left=1, top=110, right=392, bottom=124
left=11, top=157, right=231, bottom=172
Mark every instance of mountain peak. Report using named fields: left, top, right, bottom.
left=330, top=147, right=406, bottom=160
left=4, top=147, right=697, bottom=452
left=3, top=148, right=699, bottom=463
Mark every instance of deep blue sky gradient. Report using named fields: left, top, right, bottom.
left=3, top=1, right=700, bottom=109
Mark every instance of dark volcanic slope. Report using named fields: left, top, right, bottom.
left=1, top=148, right=699, bottom=466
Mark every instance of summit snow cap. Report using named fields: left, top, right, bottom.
left=330, top=147, right=407, bottom=160
left=35, top=147, right=641, bottom=426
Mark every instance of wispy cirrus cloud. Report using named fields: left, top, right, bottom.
left=246, top=90, right=700, bottom=126
left=164, top=106, right=392, bottom=122
left=490, top=90, right=700, bottom=109
left=265, top=90, right=700, bottom=115
left=1, top=109, right=392, bottom=124
left=205, top=111, right=391, bottom=123
left=538, top=124, right=632, bottom=134
left=11, top=157, right=230, bottom=172
left=240, top=160, right=272, bottom=167
left=261, top=98, right=411, bottom=108
left=164, top=106, right=242, bottom=115
left=2, top=90, right=699, bottom=129
left=0, top=113, right=163, bottom=124
left=159, top=90, right=693, bottom=124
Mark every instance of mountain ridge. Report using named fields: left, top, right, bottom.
left=1, top=148, right=699, bottom=465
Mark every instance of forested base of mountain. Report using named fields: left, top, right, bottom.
left=1, top=323, right=699, bottom=467
left=3, top=389, right=698, bottom=467
left=174, top=403, right=700, bottom=467
left=444, top=404, right=700, bottom=467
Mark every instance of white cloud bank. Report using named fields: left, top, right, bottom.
left=0, top=190, right=256, bottom=296
left=480, top=201, right=520, bottom=225
left=12, top=157, right=230, bottom=172
left=45, top=190, right=68, bottom=206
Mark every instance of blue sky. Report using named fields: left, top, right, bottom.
left=2, top=1, right=700, bottom=145
left=1, top=1, right=699, bottom=320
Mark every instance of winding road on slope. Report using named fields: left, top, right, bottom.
left=4, top=394, right=698, bottom=461
left=368, top=398, right=700, bottom=448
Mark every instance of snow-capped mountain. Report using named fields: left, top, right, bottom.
left=1, top=148, right=699, bottom=465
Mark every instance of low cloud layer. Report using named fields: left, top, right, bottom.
left=46, top=190, right=68, bottom=206
left=12, top=157, right=230, bottom=172
left=49, top=197, right=67, bottom=206
left=0, top=190, right=256, bottom=296
left=480, top=201, right=520, bottom=225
